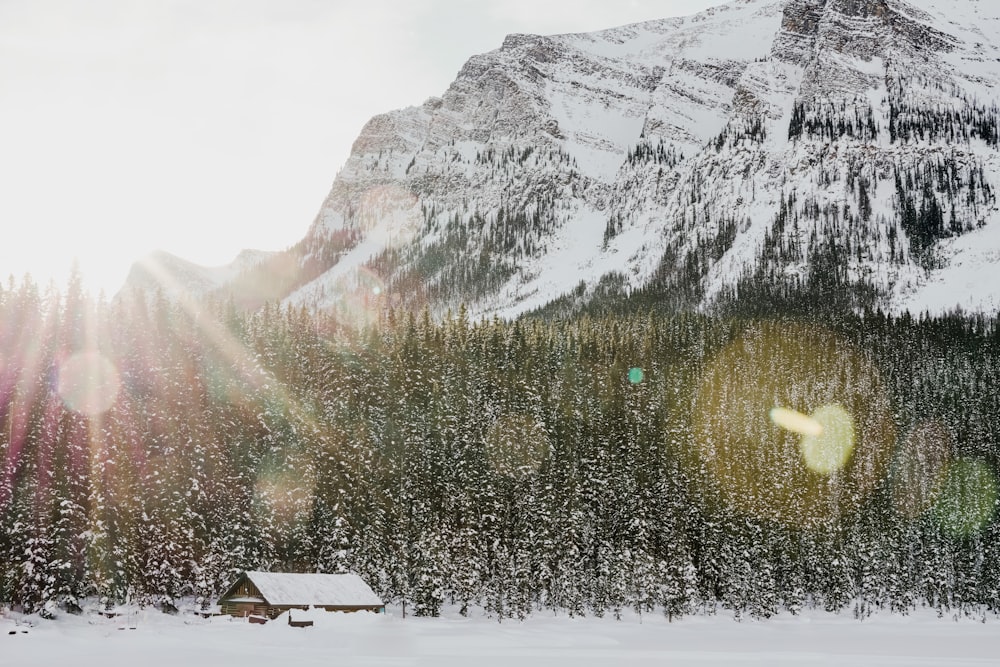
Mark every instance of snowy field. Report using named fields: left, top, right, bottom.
left=4, top=605, right=1000, bottom=666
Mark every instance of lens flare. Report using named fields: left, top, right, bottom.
left=770, top=407, right=824, bottom=437
left=890, top=421, right=951, bottom=519
left=357, top=184, right=422, bottom=249
left=691, top=322, right=894, bottom=525
left=485, top=414, right=550, bottom=479
left=328, top=266, right=388, bottom=329
left=628, top=367, right=645, bottom=384
left=57, top=352, right=121, bottom=416
left=254, top=459, right=318, bottom=528
left=797, top=404, right=854, bottom=475
left=931, top=458, right=998, bottom=538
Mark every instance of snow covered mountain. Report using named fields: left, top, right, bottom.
left=132, top=0, right=1000, bottom=318
left=122, top=249, right=276, bottom=304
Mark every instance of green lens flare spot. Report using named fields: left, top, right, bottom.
left=932, top=458, right=998, bottom=538
left=628, top=367, right=644, bottom=384
left=798, top=404, right=855, bottom=475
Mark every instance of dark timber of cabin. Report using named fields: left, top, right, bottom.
left=219, top=576, right=270, bottom=618
left=218, top=572, right=385, bottom=620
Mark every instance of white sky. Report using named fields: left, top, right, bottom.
left=0, top=0, right=729, bottom=294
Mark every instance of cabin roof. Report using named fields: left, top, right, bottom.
left=224, top=571, right=383, bottom=607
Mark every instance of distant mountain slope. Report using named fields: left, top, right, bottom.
left=125, top=0, right=1000, bottom=319
left=121, top=250, right=265, bottom=297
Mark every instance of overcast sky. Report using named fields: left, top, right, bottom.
left=0, top=0, right=729, bottom=294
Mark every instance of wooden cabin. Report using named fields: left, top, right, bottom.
left=218, top=571, right=385, bottom=620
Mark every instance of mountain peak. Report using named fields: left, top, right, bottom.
left=130, top=0, right=1000, bottom=318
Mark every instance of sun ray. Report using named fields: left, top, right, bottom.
left=1, top=282, right=61, bottom=512
left=128, top=253, right=335, bottom=527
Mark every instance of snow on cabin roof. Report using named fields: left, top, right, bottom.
left=243, top=572, right=383, bottom=607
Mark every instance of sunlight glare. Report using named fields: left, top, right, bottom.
left=769, top=407, right=824, bottom=437
left=330, top=266, right=387, bottom=329
left=797, top=404, right=854, bottom=475
left=57, top=351, right=121, bottom=416
left=255, top=459, right=318, bottom=527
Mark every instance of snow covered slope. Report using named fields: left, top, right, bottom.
left=288, top=0, right=789, bottom=318
left=139, top=0, right=1000, bottom=318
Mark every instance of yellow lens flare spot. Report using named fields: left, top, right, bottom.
left=57, top=352, right=121, bottom=416
left=931, top=458, right=998, bottom=538
left=769, top=407, right=824, bottom=437
left=690, top=322, right=894, bottom=526
left=797, top=404, right=855, bottom=475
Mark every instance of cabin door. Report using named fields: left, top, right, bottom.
left=234, top=602, right=256, bottom=617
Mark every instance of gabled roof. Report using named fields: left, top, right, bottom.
left=225, top=571, right=383, bottom=607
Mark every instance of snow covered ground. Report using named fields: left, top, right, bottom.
left=4, top=604, right=1000, bottom=666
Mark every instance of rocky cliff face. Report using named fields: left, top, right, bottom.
left=129, top=0, right=1000, bottom=319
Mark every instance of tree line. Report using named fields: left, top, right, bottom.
left=1, top=273, right=999, bottom=621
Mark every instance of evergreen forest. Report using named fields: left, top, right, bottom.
left=2, top=273, right=1000, bottom=622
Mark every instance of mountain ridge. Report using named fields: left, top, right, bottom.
left=121, top=0, right=1000, bottom=319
